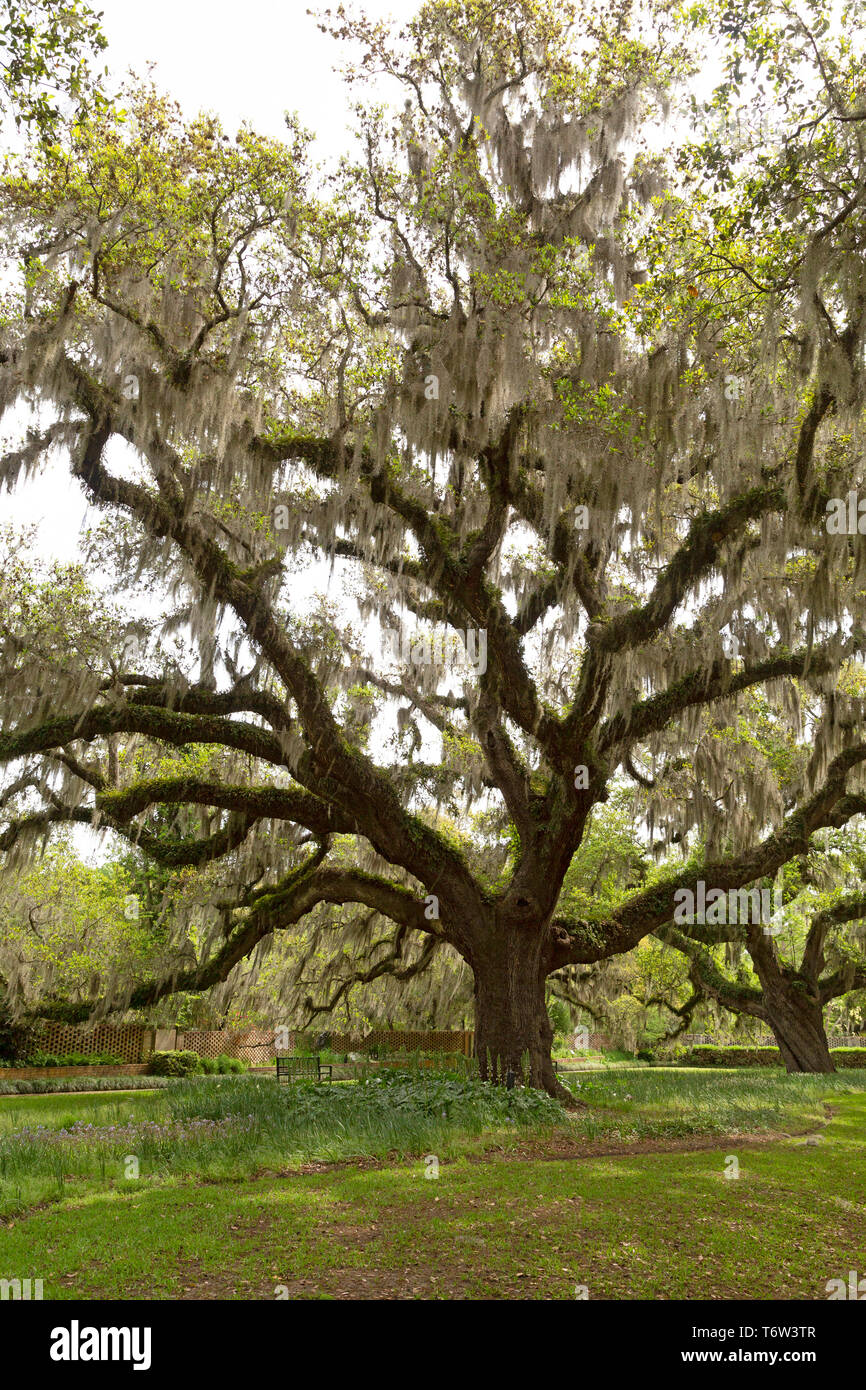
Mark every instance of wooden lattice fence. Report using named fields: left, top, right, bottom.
left=34, top=1021, right=151, bottom=1063
left=177, top=1028, right=275, bottom=1063
left=26, top=1022, right=477, bottom=1064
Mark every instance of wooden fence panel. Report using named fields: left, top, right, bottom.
left=27, top=1022, right=479, bottom=1064
left=34, top=1021, right=150, bottom=1063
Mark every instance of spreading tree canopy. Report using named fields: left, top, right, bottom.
left=0, top=0, right=107, bottom=138
left=2, top=0, right=866, bottom=1095
left=554, top=798, right=866, bottom=1069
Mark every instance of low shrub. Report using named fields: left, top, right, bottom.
left=214, top=1054, right=248, bottom=1073
left=0, top=1076, right=172, bottom=1094
left=359, top=1049, right=474, bottom=1075
left=680, top=1045, right=866, bottom=1068
left=681, top=1046, right=781, bottom=1067
left=197, top=1054, right=249, bottom=1074
left=828, top=1048, right=866, bottom=1067
left=147, top=1049, right=201, bottom=1077
left=22, top=1051, right=126, bottom=1068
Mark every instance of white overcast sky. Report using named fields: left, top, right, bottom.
left=95, top=0, right=417, bottom=150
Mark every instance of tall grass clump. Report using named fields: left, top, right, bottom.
left=561, top=1067, right=866, bottom=1141
left=0, top=1071, right=564, bottom=1215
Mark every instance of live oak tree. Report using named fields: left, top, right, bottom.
left=0, top=0, right=107, bottom=139
left=648, top=689, right=866, bottom=1073
left=654, top=679, right=866, bottom=1072
left=2, top=0, right=866, bottom=1095
left=658, top=908, right=866, bottom=1072
left=654, top=814, right=866, bottom=1072
left=560, top=864, right=866, bottom=1073
left=555, top=700, right=866, bottom=1070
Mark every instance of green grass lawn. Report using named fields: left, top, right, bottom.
left=1, top=1070, right=863, bottom=1299
left=0, top=1089, right=163, bottom=1128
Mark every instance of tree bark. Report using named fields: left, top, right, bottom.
left=761, top=984, right=839, bottom=1067
left=747, top=931, right=836, bottom=1073
left=761, top=981, right=835, bottom=1072
left=471, top=925, right=578, bottom=1106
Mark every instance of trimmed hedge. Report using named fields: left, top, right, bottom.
left=0, top=1071, right=258, bottom=1095
left=0, top=1076, right=172, bottom=1095
left=147, top=1050, right=250, bottom=1077
left=679, top=1045, right=866, bottom=1068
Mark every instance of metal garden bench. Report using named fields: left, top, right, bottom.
left=276, top=1055, right=333, bottom=1084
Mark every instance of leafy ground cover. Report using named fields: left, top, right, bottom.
left=0, top=1084, right=861, bottom=1300
left=1, top=1070, right=863, bottom=1299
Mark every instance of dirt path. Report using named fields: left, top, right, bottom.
left=227, top=1115, right=831, bottom=1183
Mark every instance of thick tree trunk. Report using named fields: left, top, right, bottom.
left=761, top=980, right=835, bottom=1073
left=746, top=932, right=835, bottom=1074
left=472, top=926, right=578, bottom=1106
